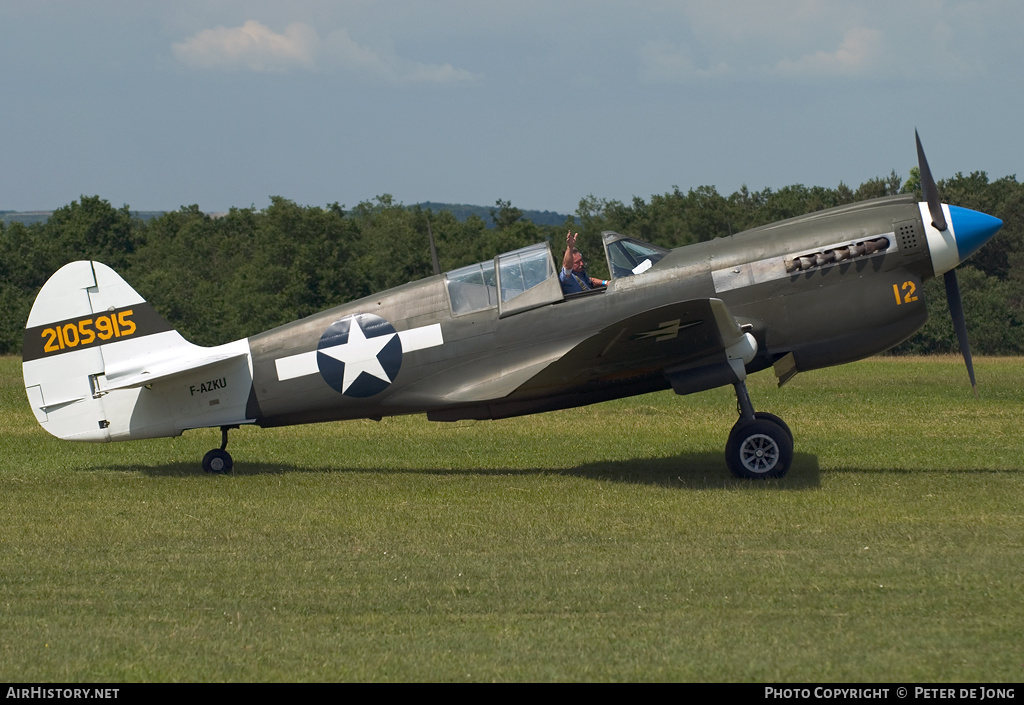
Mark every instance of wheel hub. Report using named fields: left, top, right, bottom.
left=740, top=433, right=779, bottom=473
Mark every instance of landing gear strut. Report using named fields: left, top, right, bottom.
left=202, top=425, right=236, bottom=474
left=725, top=381, right=793, bottom=479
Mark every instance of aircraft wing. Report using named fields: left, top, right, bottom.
left=512, top=297, right=755, bottom=397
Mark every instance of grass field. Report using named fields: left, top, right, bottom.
left=1, top=355, right=1022, bottom=682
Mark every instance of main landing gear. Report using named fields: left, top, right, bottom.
left=202, top=425, right=236, bottom=474
left=725, top=381, right=793, bottom=479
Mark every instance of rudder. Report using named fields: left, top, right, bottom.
left=23, top=261, right=254, bottom=442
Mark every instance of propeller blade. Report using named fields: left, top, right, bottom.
left=944, top=268, right=977, bottom=396
left=916, top=129, right=948, bottom=231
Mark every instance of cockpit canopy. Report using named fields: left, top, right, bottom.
left=445, top=232, right=668, bottom=316
left=602, top=231, right=669, bottom=278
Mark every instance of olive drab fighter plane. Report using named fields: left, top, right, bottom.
left=22, top=133, right=1004, bottom=478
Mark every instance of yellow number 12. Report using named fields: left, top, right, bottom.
left=893, top=281, right=918, bottom=305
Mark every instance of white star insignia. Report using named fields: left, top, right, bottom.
left=274, top=321, right=443, bottom=384
left=320, top=318, right=397, bottom=393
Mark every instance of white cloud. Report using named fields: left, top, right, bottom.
left=172, top=20, right=317, bottom=73
left=637, top=40, right=733, bottom=83
left=319, top=27, right=480, bottom=85
left=636, top=21, right=887, bottom=84
left=172, top=19, right=481, bottom=84
left=771, top=26, right=883, bottom=78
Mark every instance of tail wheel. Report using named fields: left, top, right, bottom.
left=726, top=417, right=793, bottom=479
left=202, top=448, right=233, bottom=474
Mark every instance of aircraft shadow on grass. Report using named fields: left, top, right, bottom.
left=93, top=451, right=823, bottom=489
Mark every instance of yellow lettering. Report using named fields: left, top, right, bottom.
left=42, top=328, right=60, bottom=353
left=96, top=316, right=113, bottom=340
left=902, top=281, right=918, bottom=304
left=37, top=309, right=140, bottom=355
left=117, top=309, right=136, bottom=337
left=62, top=323, right=80, bottom=348
left=894, top=281, right=919, bottom=306
left=78, top=319, right=96, bottom=345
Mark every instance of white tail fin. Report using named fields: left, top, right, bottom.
left=23, top=261, right=254, bottom=442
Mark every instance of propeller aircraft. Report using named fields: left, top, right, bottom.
left=22, top=133, right=1003, bottom=478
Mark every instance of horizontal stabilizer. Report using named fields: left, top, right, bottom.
left=100, top=348, right=250, bottom=392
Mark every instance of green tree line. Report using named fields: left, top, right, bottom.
left=2, top=171, right=1022, bottom=355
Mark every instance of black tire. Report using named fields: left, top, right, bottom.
left=726, top=418, right=793, bottom=479
left=754, top=412, right=792, bottom=442
left=202, top=448, right=233, bottom=474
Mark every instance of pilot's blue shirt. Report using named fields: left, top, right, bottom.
left=560, top=267, right=593, bottom=294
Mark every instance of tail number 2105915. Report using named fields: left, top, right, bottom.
left=41, top=310, right=137, bottom=353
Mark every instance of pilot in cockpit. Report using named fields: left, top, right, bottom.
left=560, top=230, right=608, bottom=294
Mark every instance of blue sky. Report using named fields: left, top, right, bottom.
left=2, top=1, right=1021, bottom=215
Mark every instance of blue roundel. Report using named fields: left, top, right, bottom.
left=316, top=314, right=403, bottom=397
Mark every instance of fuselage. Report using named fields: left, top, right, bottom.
left=243, top=193, right=995, bottom=427
left=21, top=193, right=1002, bottom=447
